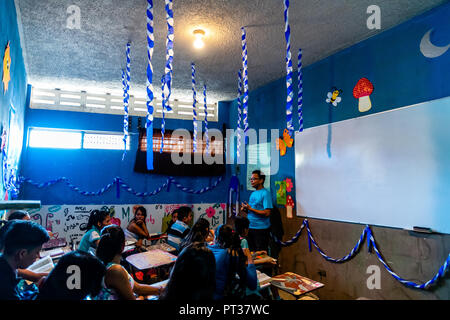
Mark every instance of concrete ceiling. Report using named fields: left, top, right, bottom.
left=15, top=0, right=447, bottom=103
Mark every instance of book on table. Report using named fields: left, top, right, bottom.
left=270, top=272, right=324, bottom=296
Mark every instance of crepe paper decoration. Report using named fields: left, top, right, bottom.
left=163, top=0, right=174, bottom=112
left=122, top=43, right=131, bottom=160
left=275, top=181, right=287, bottom=206
left=286, top=195, right=294, bottom=218
left=297, top=48, right=304, bottom=132
left=1, top=128, right=7, bottom=152
left=203, top=84, right=209, bottom=154
left=285, top=178, right=293, bottom=192
left=276, top=128, right=294, bottom=156
left=241, top=27, right=249, bottom=144
left=160, top=76, right=166, bottom=153
left=284, top=0, right=294, bottom=136
left=191, top=63, right=198, bottom=152
left=353, top=78, right=374, bottom=112
left=2, top=41, right=11, bottom=93
left=236, top=69, right=243, bottom=160
left=326, top=87, right=343, bottom=107
left=146, top=0, right=155, bottom=170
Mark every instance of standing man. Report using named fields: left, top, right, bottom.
left=241, top=170, right=273, bottom=253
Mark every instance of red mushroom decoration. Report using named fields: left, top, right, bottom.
left=353, top=78, right=374, bottom=112
left=286, top=195, right=294, bottom=219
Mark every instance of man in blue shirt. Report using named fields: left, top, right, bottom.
left=241, top=170, right=273, bottom=252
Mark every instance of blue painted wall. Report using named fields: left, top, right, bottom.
left=0, top=0, right=28, bottom=201
left=227, top=2, right=450, bottom=204
left=19, top=100, right=231, bottom=205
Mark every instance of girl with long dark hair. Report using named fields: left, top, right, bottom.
left=160, top=242, right=216, bottom=301
left=208, top=224, right=257, bottom=300
left=93, top=225, right=161, bottom=300
left=78, top=210, right=111, bottom=255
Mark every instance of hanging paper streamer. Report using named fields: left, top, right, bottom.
left=297, top=48, right=304, bottom=132
left=284, top=0, right=294, bottom=135
left=236, top=69, right=243, bottom=161
left=163, top=0, right=174, bottom=112
left=191, top=63, right=198, bottom=153
left=160, top=76, right=166, bottom=153
left=146, top=0, right=154, bottom=170
left=241, top=27, right=249, bottom=144
left=203, top=84, right=209, bottom=155
left=122, top=43, right=131, bottom=160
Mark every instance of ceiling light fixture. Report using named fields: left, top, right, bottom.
left=193, top=29, right=205, bottom=49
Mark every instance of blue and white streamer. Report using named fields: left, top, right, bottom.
left=241, top=27, right=249, bottom=143
left=203, top=84, right=209, bottom=154
left=284, top=0, right=294, bottom=135
left=122, top=43, right=131, bottom=160
left=191, top=62, right=198, bottom=153
left=237, top=69, right=243, bottom=161
left=297, top=48, right=304, bottom=132
left=18, top=175, right=224, bottom=197
left=163, top=0, right=174, bottom=112
left=160, top=76, right=166, bottom=153
left=146, top=0, right=155, bottom=170
left=271, top=219, right=450, bottom=289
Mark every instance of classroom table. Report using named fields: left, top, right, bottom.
left=126, top=249, right=177, bottom=284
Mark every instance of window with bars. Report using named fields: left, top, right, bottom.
left=134, top=128, right=225, bottom=176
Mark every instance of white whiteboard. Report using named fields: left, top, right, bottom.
left=295, top=96, right=450, bottom=234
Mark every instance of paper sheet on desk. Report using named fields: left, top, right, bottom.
left=126, top=249, right=177, bottom=270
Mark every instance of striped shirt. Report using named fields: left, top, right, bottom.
left=167, top=220, right=190, bottom=251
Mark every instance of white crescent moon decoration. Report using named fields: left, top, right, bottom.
left=420, top=29, right=450, bottom=58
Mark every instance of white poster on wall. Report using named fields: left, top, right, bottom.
left=27, top=203, right=226, bottom=246
left=246, top=142, right=271, bottom=190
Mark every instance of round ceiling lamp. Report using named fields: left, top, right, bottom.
left=193, top=29, right=206, bottom=49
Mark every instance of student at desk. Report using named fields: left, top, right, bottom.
left=0, top=220, right=49, bottom=300
left=94, top=225, right=161, bottom=300
left=0, top=211, right=49, bottom=283
left=125, top=206, right=150, bottom=247
left=167, top=206, right=193, bottom=252
left=208, top=224, right=257, bottom=300
left=78, top=210, right=111, bottom=255
left=179, top=218, right=213, bottom=252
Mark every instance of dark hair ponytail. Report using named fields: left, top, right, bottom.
left=81, top=210, right=109, bottom=231
left=96, top=225, right=125, bottom=264
left=216, top=224, right=247, bottom=300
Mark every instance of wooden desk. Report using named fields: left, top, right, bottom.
left=126, top=249, right=177, bottom=270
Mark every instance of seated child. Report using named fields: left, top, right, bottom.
left=93, top=225, right=161, bottom=300
left=36, top=251, right=106, bottom=300
left=125, top=206, right=150, bottom=247
left=78, top=210, right=111, bottom=255
left=159, top=242, right=216, bottom=301
left=0, top=220, right=49, bottom=300
left=0, top=211, right=49, bottom=283
left=179, top=218, right=211, bottom=252
left=234, top=215, right=274, bottom=265
left=208, top=224, right=257, bottom=300
left=166, top=206, right=193, bottom=252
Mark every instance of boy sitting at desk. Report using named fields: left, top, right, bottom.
left=0, top=220, right=49, bottom=300
left=166, top=206, right=193, bottom=252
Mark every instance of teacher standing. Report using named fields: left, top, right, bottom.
left=240, top=170, right=273, bottom=252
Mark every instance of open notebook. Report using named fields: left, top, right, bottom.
left=27, top=255, right=54, bottom=274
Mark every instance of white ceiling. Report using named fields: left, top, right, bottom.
left=15, top=0, right=447, bottom=103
